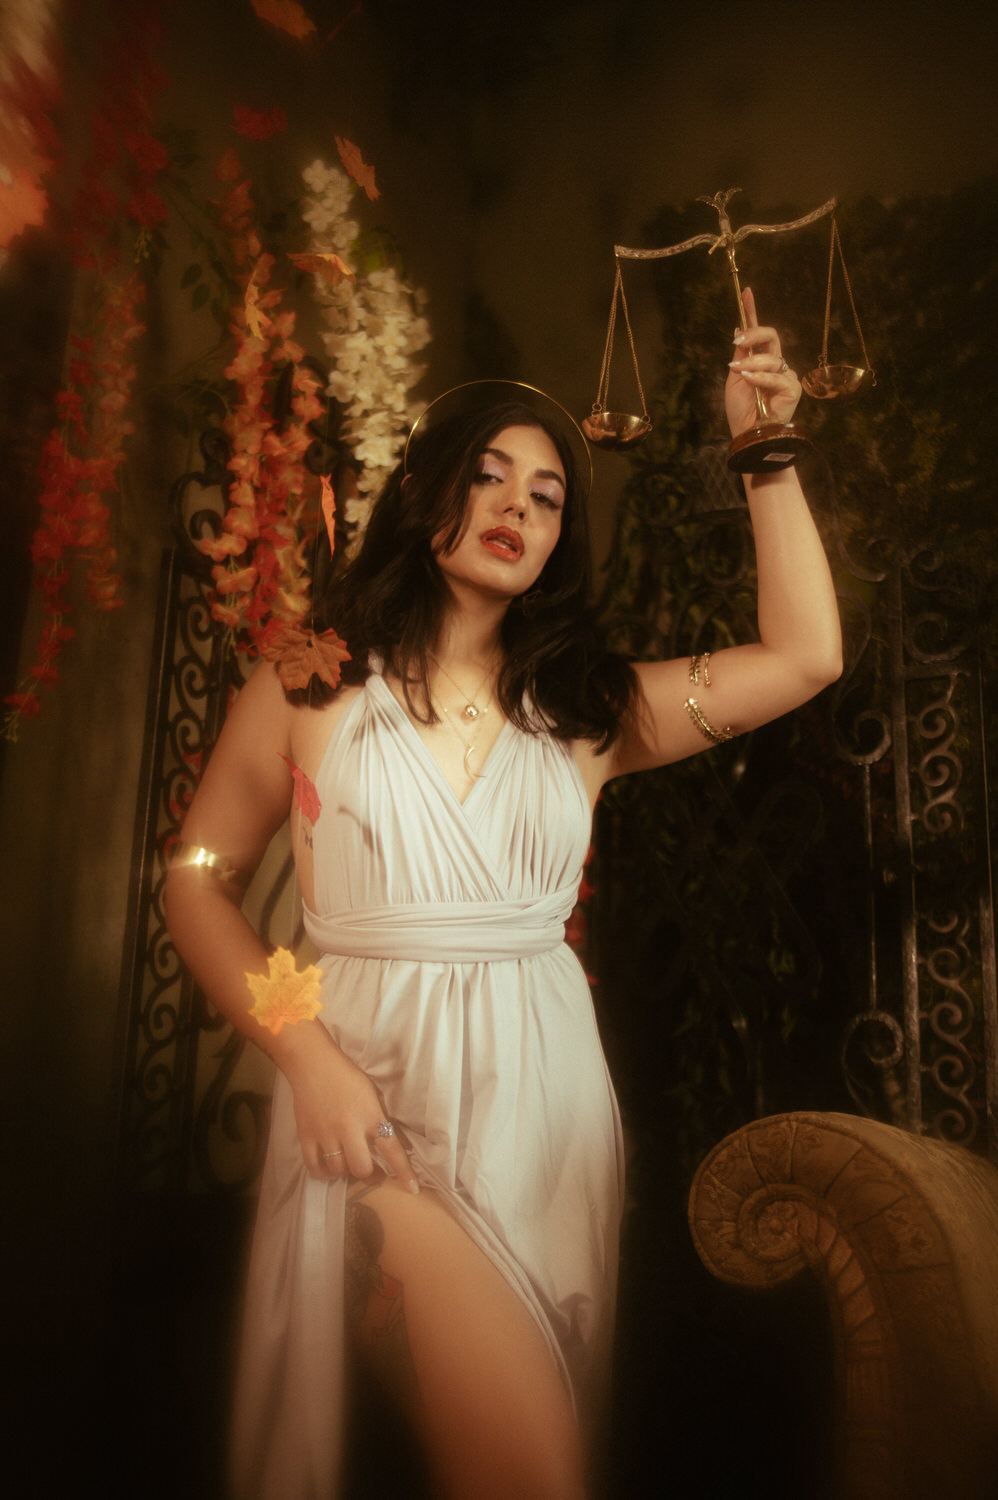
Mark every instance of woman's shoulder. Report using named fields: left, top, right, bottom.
left=286, top=672, right=367, bottom=782
left=223, top=662, right=364, bottom=772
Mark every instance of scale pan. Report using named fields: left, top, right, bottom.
left=581, top=410, right=652, bottom=450
left=801, top=363, right=874, bottom=400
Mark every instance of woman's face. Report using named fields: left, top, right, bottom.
left=434, top=424, right=566, bottom=603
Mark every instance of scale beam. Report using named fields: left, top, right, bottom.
left=610, top=190, right=837, bottom=472
left=614, top=194, right=837, bottom=262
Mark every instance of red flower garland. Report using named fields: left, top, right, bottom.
left=4, top=3, right=167, bottom=741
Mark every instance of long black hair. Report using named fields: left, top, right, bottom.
left=305, top=400, right=635, bottom=750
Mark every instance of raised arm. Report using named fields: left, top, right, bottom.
left=606, top=287, right=842, bottom=780
left=164, top=663, right=419, bottom=1191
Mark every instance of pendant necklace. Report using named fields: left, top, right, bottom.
left=430, top=657, right=497, bottom=780
left=430, top=656, right=495, bottom=722
left=440, top=704, right=488, bottom=780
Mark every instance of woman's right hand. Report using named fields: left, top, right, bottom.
left=283, top=1024, right=421, bottom=1193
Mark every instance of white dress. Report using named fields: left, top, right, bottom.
left=232, top=665, right=625, bottom=1499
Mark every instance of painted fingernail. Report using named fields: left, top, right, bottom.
left=408, top=1178, right=421, bottom=1195
left=732, top=332, right=746, bottom=344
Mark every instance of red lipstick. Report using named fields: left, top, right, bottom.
left=481, top=526, right=524, bottom=560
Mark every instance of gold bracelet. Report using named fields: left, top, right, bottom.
left=685, top=696, right=734, bottom=745
left=688, top=652, right=712, bottom=687
left=171, top=841, right=251, bottom=887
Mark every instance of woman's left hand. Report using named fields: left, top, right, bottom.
left=724, top=286, right=801, bottom=438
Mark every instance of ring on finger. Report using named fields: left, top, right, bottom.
left=778, top=357, right=790, bottom=374
left=322, top=1149, right=344, bottom=1159
left=376, top=1119, right=395, bottom=1139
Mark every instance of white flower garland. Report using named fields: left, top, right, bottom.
left=300, top=158, right=431, bottom=540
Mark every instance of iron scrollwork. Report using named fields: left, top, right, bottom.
left=834, top=534, right=995, bottom=1155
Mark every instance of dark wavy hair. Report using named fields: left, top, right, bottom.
left=303, top=400, right=635, bottom=750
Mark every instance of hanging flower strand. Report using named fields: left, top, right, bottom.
left=299, top=156, right=431, bottom=546
left=4, top=5, right=167, bottom=741
left=199, top=149, right=323, bottom=650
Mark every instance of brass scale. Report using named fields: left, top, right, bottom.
left=585, top=188, right=875, bottom=472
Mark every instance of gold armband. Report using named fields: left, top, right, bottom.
left=171, top=842, right=251, bottom=887
left=688, top=652, right=712, bottom=687
left=685, top=696, right=735, bottom=746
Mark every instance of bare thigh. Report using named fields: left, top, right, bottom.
left=345, top=1177, right=587, bottom=1500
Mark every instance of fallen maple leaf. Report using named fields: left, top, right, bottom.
left=249, top=0, right=316, bottom=39
left=259, top=623, right=351, bottom=692
left=288, top=250, right=355, bottom=286
left=320, top=475, right=337, bottom=554
left=246, top=946, right=323, bottom=1035
left=335, top=136, right=380, bottom=201
left=279, top=753, right=323, bottom=824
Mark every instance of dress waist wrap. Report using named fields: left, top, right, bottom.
left=304, top=887, right=576, bottom=963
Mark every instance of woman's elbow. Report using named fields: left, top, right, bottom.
left=818, top=641, right=844, bottom=688
left=800, top=638, right=844, bottom=698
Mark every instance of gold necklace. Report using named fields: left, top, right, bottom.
left=439, top=701, right=489, bottom=780
left=430, top=656, right=495, bottom=721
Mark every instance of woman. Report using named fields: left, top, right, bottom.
left=165, top=290, right=842, bottom=1500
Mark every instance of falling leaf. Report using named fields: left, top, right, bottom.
left=279, top=753, right=323, bottom=823
left=259, top=623, right=351, bottom=692
left=249, top=0, right=317, bottom=39
left=233, top=104, right=288, bottom=140
left=335, top=136, right=380, bottom=201
left=246, top=946, right=323, bottom=1035
left=288, top=250, right=355, bottom=286
left=320, top=475, right=337, bottom=554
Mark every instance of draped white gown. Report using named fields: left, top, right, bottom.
left=232, top=666, right=625, bottom=1499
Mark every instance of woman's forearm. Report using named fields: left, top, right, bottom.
left=745, top=466, right=843, bottom=689
left=164, top=868, right=334, bottom=1081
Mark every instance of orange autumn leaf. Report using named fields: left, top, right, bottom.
left=249, top=0, right=316, bottom=39
left=0, top=168, right=49, bottom=248
left=335, top=136, right=380, bottom=202
left=259, top=623, right=351, bottom=692
left=246, top=947, right=323, bottom=1035
left=320, top=475, right=337, bottom=554
left=244, top=277, right=268, bottom=338
left=215, top=147, right=244, bottom=183
left=279, top=754, right=322, bottom=824
left=288, top=250, right=355, bottom=286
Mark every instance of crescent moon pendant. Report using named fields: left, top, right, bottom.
left=464, top=743, right=484, bottom=780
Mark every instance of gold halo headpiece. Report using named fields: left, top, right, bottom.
left=403, top=379, right=593, bottom=498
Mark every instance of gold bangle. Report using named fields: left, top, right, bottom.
left=171, top=841, right=251, bottom=887
left=688, top=652, right=712, bottom=687
left=685, top=696, right=734, bottom=745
